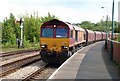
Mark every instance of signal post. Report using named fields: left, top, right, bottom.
left=15, top=18, right=24, bottom=47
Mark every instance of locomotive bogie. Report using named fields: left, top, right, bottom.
left=40, top=50, right=69, bottom=63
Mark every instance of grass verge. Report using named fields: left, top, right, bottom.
left=1, top=43, right=40, bottom=53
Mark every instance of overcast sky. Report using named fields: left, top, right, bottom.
left=0, top=0, right=119, bottom=23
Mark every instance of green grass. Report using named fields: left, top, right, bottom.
left=1, top=43, right=40, bottom=52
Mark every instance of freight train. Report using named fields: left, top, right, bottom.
left=39, top=19, right=116, bottom=63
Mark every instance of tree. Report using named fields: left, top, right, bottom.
left=2, top=13, right=20, bottom=44
left=23, top=12, right=58, bottom=43
left=77, top=21, right=95, bottom=30
left=40, top=12, right=57, bottom=23
left=114, top=21, right=119, bottom=33
left=75, top=20, right=119, bottom=32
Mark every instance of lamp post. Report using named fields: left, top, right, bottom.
left=101, top=7, right=108, bottom=49
left=110, top=0, right=114, bottom=60
left=105, top=15, right=108, bottom=49
left=101, top=7, right=104, bottom=32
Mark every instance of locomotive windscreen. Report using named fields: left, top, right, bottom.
left=41, top=26, right=68, bottom=38
left=56, top=28, right=68, bottom=38
left=41, top=28, right=53, bottom=37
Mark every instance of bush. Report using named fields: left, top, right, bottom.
left=33, top=37, right=37, bottom=44
left=23, top=36, right=31, bottom=47
left=10, top=33, right=16, bottom=44
left=116, top=34, right=120, bottom=42
left=2, top=42, right=17, bottom=48
left=34, top=43, right=40, bottom=49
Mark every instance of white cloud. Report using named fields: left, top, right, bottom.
left=0, top=0, right=119, bottom=23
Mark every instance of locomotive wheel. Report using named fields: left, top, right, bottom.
left=75, top=48, right=78, bottom=52
left=72, top=49, right=75, bottom=54
left=68, top=51, right=72, bottom=57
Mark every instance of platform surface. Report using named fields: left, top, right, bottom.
left=49, top=41, right=119, bottom=79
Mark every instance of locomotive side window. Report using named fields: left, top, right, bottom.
left=56, top=28, right=68, bottom=38
left=75, top=30, right=78, bottom=42
left=70, top=30, right=73, bottom=38
left=42, top=28, right=53, bottom=37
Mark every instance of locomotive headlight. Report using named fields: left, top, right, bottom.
left=41, top=45, right=45, bottom=48
left=41, top=44, right=47, bottom=48
left=61, top=46, right=68, bottom=49
left=64, top=46, right=68, bottom=49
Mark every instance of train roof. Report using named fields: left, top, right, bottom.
left=41, top=19, right=91, bottom=32
left=65, top=22, right=74, bottom=30
left=94, top=31, right=101, bottom=34
left=41, top=19, right=75, bottom=30
left=86, top=29, right=94, bottom=33
left=101, top=32, right=106, bottom=34
left=65, top=22, right=85, bottom=31
left=73, top=25, right=85, bottom=31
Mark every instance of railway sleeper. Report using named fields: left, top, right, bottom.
left=0, top=55, right=40, bottom=77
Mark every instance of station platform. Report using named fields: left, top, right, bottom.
left=48, top=41, right=119, bottom=79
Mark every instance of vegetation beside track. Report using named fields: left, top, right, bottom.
left=116, top=34, right=120, bottom=42
left=2, top=43, right=40, bottom=52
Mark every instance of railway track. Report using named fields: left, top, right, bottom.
left=0, top=49, right=40, bottom=57
left=0, top=47, right=82, bottom=79
left=22, top=64, right=58, bottom=81
left=1, top=51, right=40, bottom=61
left=0, top=52, right=41, bottom=77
